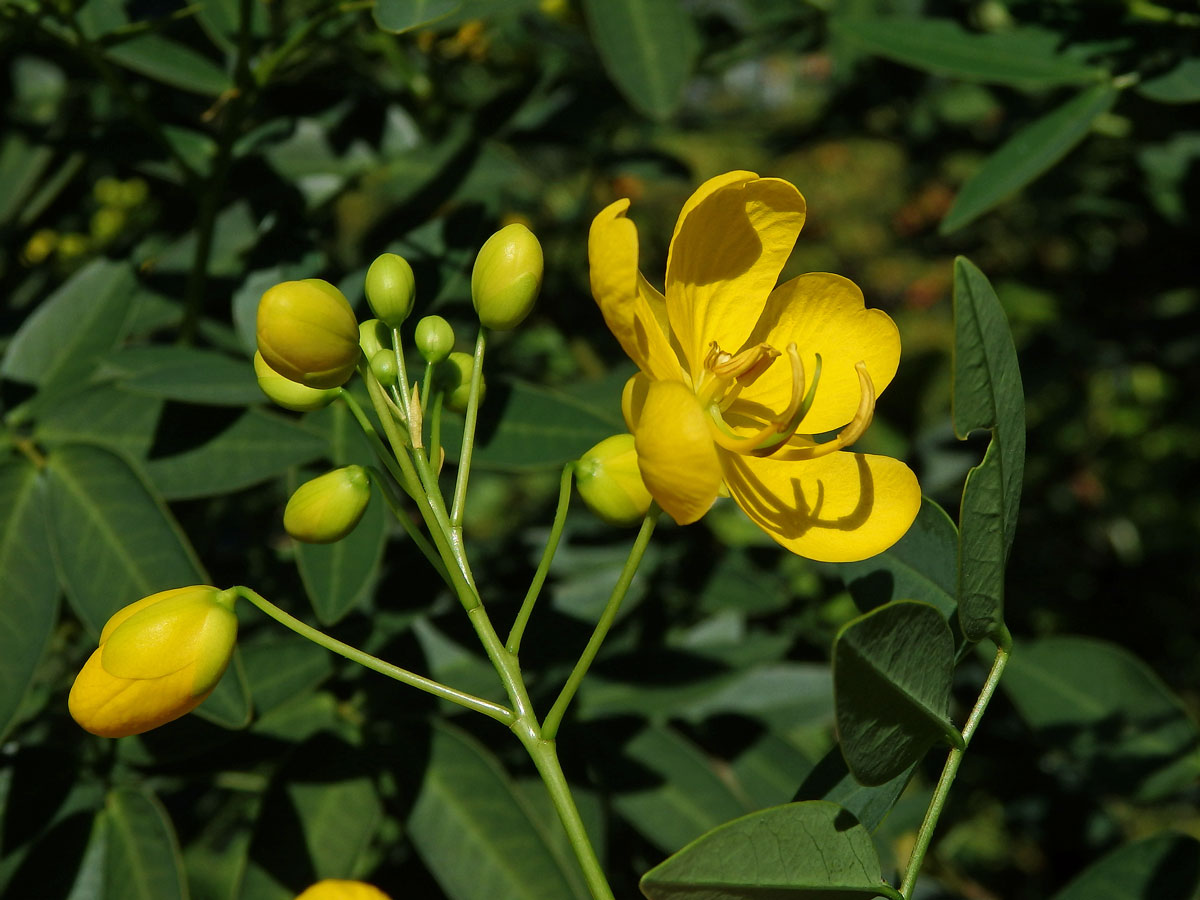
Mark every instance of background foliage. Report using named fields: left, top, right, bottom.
left=2, top=0, right=1199, bottom=898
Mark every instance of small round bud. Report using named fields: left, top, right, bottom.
left=254, top=351, right=339, bottom=412
left=370, top=349, right=398, bottom=386
left=471, top=223, right=543, bottom=330
left=257, top=279, right=361, bottom=389
left=90, top=206, right=126, bottom=243
left=57, top=232, right=90, bottom=260
left=359, top=318, right=391, bottom=360
left=364, top=252, right=416, bottom=327
left=284, top=466, right=371, bottom=544
left=575, top=434, right=653, bottom=526
left=435, top=351, right=483, bottom=414
left=93, top=176, right=122, bottom=206
left=118, top=177, right=149, bottom=208
left=22, top=229, right=58, bottom=265
left=414, top=315, right=455, bottom=363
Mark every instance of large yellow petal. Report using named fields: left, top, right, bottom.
left=734, top=273, right=900, bottom=435
left=588, top=199, right=683, bottom=382
left=634, top=380, right=723, bottom=525
left=722, top=449, right=920, bottom=562
left=664, top=174, right=806, bottom=379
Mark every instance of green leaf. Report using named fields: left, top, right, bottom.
left=194, top=648, right=253, bottom=730
left=103, top=786, right=187, bottom=900
left=940, top=83, right=1118, bottom=233
left=105, top=35, right=231, bottom=95
left=409, top=724, right=589, bottom=900
left=373, top=0, right=462, bottom=32
left=582, top=0, right=700, bottom=120
left=833, top=17, right=1103, bottom=89
left=1050, top=832, right=1200, bottom=900
left=639, top=801, right=902, bottom=900
left=1, top=259, right=136, bottom=389
left=240, top=633, right=333, bottom=716
left=0, top=463, right=59, bottom=741
left=834, top=601, right=959, bottom=786
left=838, top=496, right=958, bottom=621
left=1137, top=58, right=1200, bottom=104
left=0, top=134, right=53, bottom=227
left=795, top=747, right=913, bottom=834
left=952, top=257, right=1025, bottom=642
left=98, top=346, right=262, bottom=406
left=42, top=443, right=206, bottom=634
left=35, top=383, right=161, bottom=461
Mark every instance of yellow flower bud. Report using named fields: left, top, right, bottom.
left=364, top=252, right=416, bottom=327
left=257, top=279, right=360, bottom=389
left=471, top=223, right=543, bottom=330
left=414, top=315, right=455, bottom=363
left=435, top=350, right=484, bottom=414
left=90, top=207, right=126, bottom=243
left=575, top=434, right=653, bottom=526
left=284, top=466, right=371, bottom=544
left=254, top=351, right=339, bottom=412
left=294, top=880, right=393, bottom=900
left=57, top=232, right=90, bottom=260
left=21, top=229, right=58, bottom=265
left=359, top=318, right=391, bottom=359
left=68, top=586, right=238, bottom=738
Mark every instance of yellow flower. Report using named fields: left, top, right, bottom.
left=294, top=880, right=392, bottom=900
left=588, top=171, right=920, bottom=562
left=68, top=586, right=238, bottom=738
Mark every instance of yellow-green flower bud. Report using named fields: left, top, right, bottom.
left=435, top=350, right=484, bottom=414
left=370, top=349, right=398, bottom=386
left=575, top=434, right=653, bottom=526
left=359, top=318, right=391, bottom=359
left=57, top=232, right=90, bottom=260
left=118, top=177, right=149, bottom=208
left=254, top=351, right=338, bottom=412
left=22, top=229, right=58, bottom=265
left=295, top=881, right=393, bottom=900
left=90, top=206, right=126, bottom=243
left=414, top=315, right=455, bottom=363
left=471, top=223, right=543, bottom=330
left=68, top=585, right=239, bottom=738
left=365, top=252, right=416, bottom=327
left=257, top=279, right=360, bottom=389
left=284, top=466, right=371, bottom=544
left=93, top=176, right=122, bottom=206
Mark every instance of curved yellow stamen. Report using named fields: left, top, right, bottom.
left=786, top=361, right=875, bottom=460
left=705, top=344, right=810, bottom=453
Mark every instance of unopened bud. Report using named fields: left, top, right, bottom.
left=365, top=253, right=416, bottom=327
left=284, top=466, right=371, bottom=543
left=575, top=434, right=652, bottom=526
left=415, top=315, right=455, bottom=363
left=257, top=279, right=360, bottom=389
left=471, top=223, right=543, bottom=330
left=435, top=351, right=483, bottom=414
left=254, top=351, right=339, bottom=412
left=370, top=349, right=398, bottom=386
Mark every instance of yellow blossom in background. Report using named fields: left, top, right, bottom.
left=68, top=586, right=238, bottom=738
left=588, top=170, right=920, bottom=562
left=294, top=880, right=392, bottom=900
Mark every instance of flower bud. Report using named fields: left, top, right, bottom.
left=295, top=881, right=393, bottom=900
left=255, top=351, right=339, bottom=412
left=68, top=586, right=239, bottom=738
left=365, top=252, right=416, bottom=327
left=257, top=279, right=360, bottom=389
left=575, top=434, right=653, bottom=526
left=284, top=466, right=371, bottom=544
left=471, top=223, right=543, bottom=330
left=414, top=315, right=455, bottom=363
left=435, top=351, right=483, bottom=414
left=359, top=318, right=391, bottom=359
left=370, top=349, right=398, bottom=386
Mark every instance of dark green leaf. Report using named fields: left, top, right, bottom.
left=833, top=17, right=1103, bottom=88
left=1051, top=832, right=1200, bottom=900
left=0, top=134, right=53, bottom=227
left=195, top=648, right=253, bottom=730
left=103, top=786, right=188, bottom=900
left=240, top=634, right=333, bottom=716
left=795, top=747, right=914, bottom=834
left=957, top=441, right=1006, bottom=641
left=1137, top=58, right=1200, bottom=104
left=940, top=83, right=1118, bottom=233
left=834, top=601, right=959, bottom=786
left=0, top=463, right=59, bottom=741
left=105, top=35, right=231, bottom=95
left=99, top=346, right=262, bottom=406
left=729, top=733, right=818, bottom=811
left=373, top=0, right=461, bottom=32
left=583, top=0, right=700, bottom=120
left=409, top=724, right=589, bottom=900
left=35, top=383, right=161, bottom=461
left=42, top=444, right=205, bottom=634
left=639, top=801, right=902, bottom=900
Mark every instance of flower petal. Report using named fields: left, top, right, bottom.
left=665, top=174, right=806, bottom=378
left=634, top=379, right=723, bottom=525
left=621, top=371, right=651, bottom=432
left=722, top=449, right=919, bottom=562
left=68, top=650, right=210, bottom=738
left=735, top=273, right=900, bottom=435
left=589, top=198, right=683, bottom=382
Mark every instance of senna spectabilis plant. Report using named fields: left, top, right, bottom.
left=62, top=171, right=1018, bottom=900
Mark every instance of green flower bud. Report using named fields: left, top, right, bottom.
left=90, top=206, right=126, bottom=243
left=57, top=232, right=90, bottom=260
left=471, top=223, right=543, bottom=330
left=575, top=434, right=652, bottom=526
left=118, top=177, right=149, bottom=208
left=257, top=279, right=360, bottom=389
left=414, top=315, right=455, bottom=363
left=435, top=351, right=484, bottom=414
left=22, top=229, right=58, bottom=265
left=370, top=349, right=398, bottom=386
left=254, top=351, right=339, bottom=412
left=94, top=176, right=122, bottom=206
left=284, top=466, right=371, bottom=544
left=359, top=318, right=391, bottom=359
left=364, top=252, right=416, bottom=327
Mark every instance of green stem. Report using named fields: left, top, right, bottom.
left=421, top=360, right=434, bottom=419
left=429, top=389, right=444, bottom=466
left=507, top=464, right=574, bottom=655
left=235, top=586, right=514, bottom=724
left=542, top=508, right=660, bottom=739
left=898, top=637, right=1011, bottom=899
left=363, top=466, right=449, bottom=584
left=338, top=388, right=418, bottom=503
left=451, top=328, right=487, bottom=531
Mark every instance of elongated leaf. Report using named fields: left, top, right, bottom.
left=0, top=463, right=59, bottom=741
left=99, top=346, right=262, bottom=406
left=833, top=17, right=1102, bottom=88
left=1, top=259, right=136, bottom=389
left=1050, top=832, right=1200, bottom=900
left=373, top=0, right=461, bottom=32
left=35, top=383, right=162, bottom=461
left=834, top=601, right=959, bottom=786
left=940, top=83, right=1118, bottom=233
left=409, top=725, right=588, bottom=900
left=0, top=134, right=53, bottom=226
left=1137, top=58, right=1200, bottom=104
left=240, top=634, right=332, bottom=716
left=106, top=35, right=230, bottom=95
left=640, top=801, right=902, bottom=900
left=952, top=258, right=1024, bottom=642
left=583, top=0, right=699, bottom=120
left=43, top=443, right=206, bottom=634
left=795, top=746, right=913, bottom=833
left=103, top=786, right=187, bottom=900
left=195, top=648, right=253, bottom=730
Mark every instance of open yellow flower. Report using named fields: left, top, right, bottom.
left=588, top=171, right=920, bottom=562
